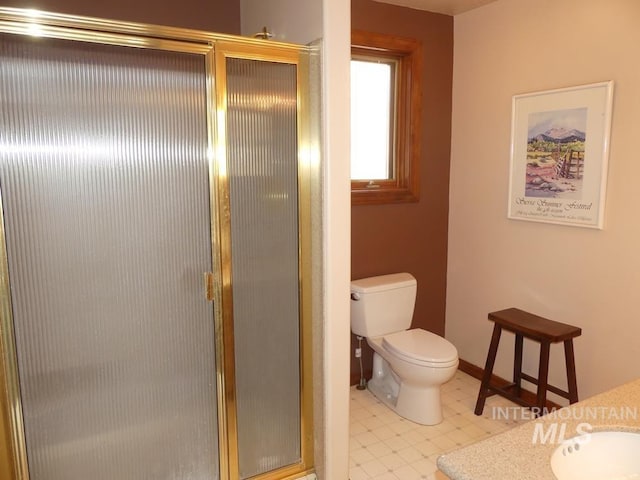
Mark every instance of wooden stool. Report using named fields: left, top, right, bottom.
left=474, top=308, right=581, bottom=416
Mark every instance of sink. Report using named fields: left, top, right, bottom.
left=551, top=430, right=640, bottom=479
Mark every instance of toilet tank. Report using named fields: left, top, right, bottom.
left=350, top=273, right=417, bottom=338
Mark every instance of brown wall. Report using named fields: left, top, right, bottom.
left=351, top=0, right=453, bottom=384
left=2, top=0, right=241, bottom=34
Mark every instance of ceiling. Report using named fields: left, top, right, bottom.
left=373, top=0, right=498, bottom=15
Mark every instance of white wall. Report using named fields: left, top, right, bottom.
left=240, top=0, right=322, bottom=44
left=320, top=0, right=351, bottom=477
left=448, top=0, right=640, bottom=401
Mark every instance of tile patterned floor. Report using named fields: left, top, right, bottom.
left=349, top=371, right=524, bottom=480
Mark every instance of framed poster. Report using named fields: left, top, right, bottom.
left=507, top=81, right=614, bottom=229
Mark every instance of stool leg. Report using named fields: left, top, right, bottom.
left=564, top=339, right=579, bottom=404
left=474, top=324, right=502, bottom=415
left=536, top=341, right=551, bottom=416
left=513, top=333, right=523, bottom=397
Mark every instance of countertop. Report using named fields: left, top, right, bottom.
left=437, top=378, right=640, bottom=480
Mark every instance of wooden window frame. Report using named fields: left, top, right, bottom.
left=351, top=30, right=422, bottom=205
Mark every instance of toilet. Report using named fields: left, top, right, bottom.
left=350, top=272, right=459, bottom=425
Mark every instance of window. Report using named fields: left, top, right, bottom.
left=351, top=31, right=422, bottom=205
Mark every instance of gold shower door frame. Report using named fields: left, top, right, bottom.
left=0, top=8, right=314, bottom=480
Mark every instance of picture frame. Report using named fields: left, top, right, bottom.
left=507, top=81, right=614, bottom=229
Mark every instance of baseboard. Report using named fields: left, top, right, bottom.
left=457, top=358, right=561, bottom=410
left=456, top=358, right=487, bottom=381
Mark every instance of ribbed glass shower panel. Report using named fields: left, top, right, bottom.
left=0, top=34, right=218, bottom=479
left=225, top=58, right=300, bottom=479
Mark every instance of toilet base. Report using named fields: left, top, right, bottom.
left=368, top=378, right=444, bottom=425
left=367, top=353, right=448, bottom=425
left=397, top=382, right=443, bottom=425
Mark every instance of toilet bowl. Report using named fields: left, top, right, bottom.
left=351, top=273, right=459, bottom=425
left=367, top=329, right=458, bottom=425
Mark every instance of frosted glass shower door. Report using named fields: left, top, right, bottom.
left=0, top=34, right=218, bottom=479
left=222, top=54, right=306, bottom=479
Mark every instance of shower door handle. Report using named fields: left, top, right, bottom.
left=204, top=272, right=215, bottom=302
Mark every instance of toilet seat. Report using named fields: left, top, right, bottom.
left=382, top=328, right=458, bottom=368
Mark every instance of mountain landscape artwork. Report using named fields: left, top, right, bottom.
left=509, top=81, right=613, bottom=228
left=525, top=107, right=587, bottom=199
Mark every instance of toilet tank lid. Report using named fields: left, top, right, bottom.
left=351, top=273, right=416, bottom=294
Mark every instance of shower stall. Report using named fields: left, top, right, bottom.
left=0, top=9, right=314, bottom=480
